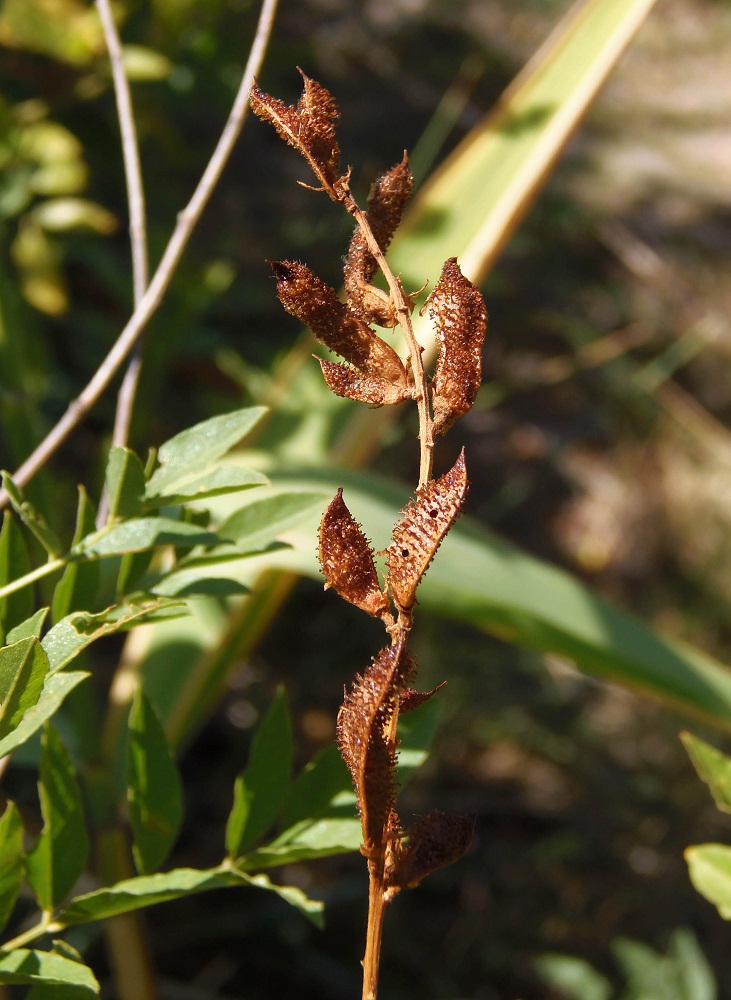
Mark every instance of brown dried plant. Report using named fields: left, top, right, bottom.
left=251, top=69, right=487, bottom=1000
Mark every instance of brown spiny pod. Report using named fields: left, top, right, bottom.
left=250, top=69, right=343, bottom=198
left=337, top=639, right=414, bottom=851
left=399, top=681, right=447, bottom=714
left=319, top=488, right=391, bottom=620
left=317, top=358, right=413, bottom=408
left=385, top=450, right=468, bottom=612
left=388, top=810, right=474, bottom=892
left=270, top=261, right=408, bottom=384
left=429, top=257, right=487, bottom=434
left=345, top=154, right=414, bottom=326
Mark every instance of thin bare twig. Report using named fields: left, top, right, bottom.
left=96, top=0, right=148, bottom=309
left=0, top=0, right=280, bottom=511
left=95, top=0, right=149, bottom=527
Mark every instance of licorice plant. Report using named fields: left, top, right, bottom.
left=250, top=70, right=488, bottom=1000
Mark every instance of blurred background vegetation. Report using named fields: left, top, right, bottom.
left=2, top=0, right=731, bottom=997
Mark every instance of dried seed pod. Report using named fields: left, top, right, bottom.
left=319, top=488, right=391, bottom=620
left=345, top=154, right=414, bottom=326
left=250, top=69, right=343, bottom=199
left=318, top=358, right=413, bottom=407
left=270, top=260, right=408, bottom=384
left=337, top=639, right=414, bottom=851
left=399, top=681, right=447, bottom=714
left=429, top=257, right=487, bottom=435
left=386, top=451, right=468, bottom=612
left=388, top=810, right=474, bottom=892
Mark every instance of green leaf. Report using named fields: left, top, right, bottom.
left=104, top=447, right=146, bottom=521
left=0, top=949, right=98, bottom=993
left=666, top=929, right=717, bottom=1000
left=127, top=689, right=183, bottom=874
left=42, top=599, right=187, bottom=674
left=612, top=931, right=716, bottom=1000
left=143, top=466, right=268, bottom=509
left=681, top=732, right=731, bottom=815
left=26, top=725, right=89, bottom=910
left=26, top=941, right=92, bottom=1000
left=0, top=672, right=89, bottom=758
left=0, top=0, right=102, bottom=66
left=0, top=637, right=49, bottom=741
left=75, top=517, right=219, bottom=557
left=144, top=407, right=267, bottom=498
left=244, top=816, right=362, bottom=870
left=121, top=44, right=172, bottom=81
left=216, top=491, right=327, bottom=555
left=116, top=549, right=155, bottom=596
left=685, top=844, right=731, bottom=921
left=1, top=473, right=62, bottom=557
left=52, top=488, right=99, bottom=623
left=0, top=801, right=24, bottom=933
left=6, top=607, right=49, bottom=642
left=534, top=954, right=613, bottom=1000
left=56, top=864, right=322, bottom=928
left=0, top=510, right=33, bottom=638
left=151, top=573, right=248, bottom=598
left=225, top=687, right=293, bottom=858
left=280, top=744, right=353, bottom=831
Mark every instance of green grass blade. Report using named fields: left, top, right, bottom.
left=391, top=0, right=658, bottom=287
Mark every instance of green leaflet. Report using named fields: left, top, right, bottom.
left=0, top=949, right=99, bottom=993
left=215, top=491, right=328, bottom=554
left=0, top=802, right=24, bottom=934
left=144, top=406, right=268, bottom=499
left=142, top=466, right=268, bottom=509
left=127, top=689, right=183, bottom=874
left=55, top=865, right=322, bottom=929
left=0, top=671, right=89, bottom=759
left=612, top=931, right=717, bottom=1000
left=74, top=517, right=219, bottom=557
left=685, top=844, right=731, bottom=922
left=104, top=447, right=146, bottom=521
left=681, top=733, right=731, bottom=815
left=42, top=599, right=186, bottom=674
left=26, top=725, right=89, bottom=911
left=24, top=941, right=94, bottom=1000
left=51, top=488, right=99, bottom=623
left=1, top=474, right=62, bottom=558
left=0, top=510, right=33, bottom=639
left=225, top=687, right=293, bottom=858
left=0, top=637, right=49, bottom=741
left=536, top=930, right=716, bottom=1000
left=534, top=954, right=613, bottom=1000
left=7, top=609, right=50, bottom=643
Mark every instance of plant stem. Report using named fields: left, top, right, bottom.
left=362, top=868, right=387, bottom=1000
left=0, top=0, right=280, bottom=513
left=1, top=913, right=60, bottom=951
left=346, top=198, right=434, bottom=487
left=0, top=557, right=65, bottom=601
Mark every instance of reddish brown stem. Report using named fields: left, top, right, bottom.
left=362, top=866, right=388, bottom=1000
left=345, top=195, right=434, bottom=487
